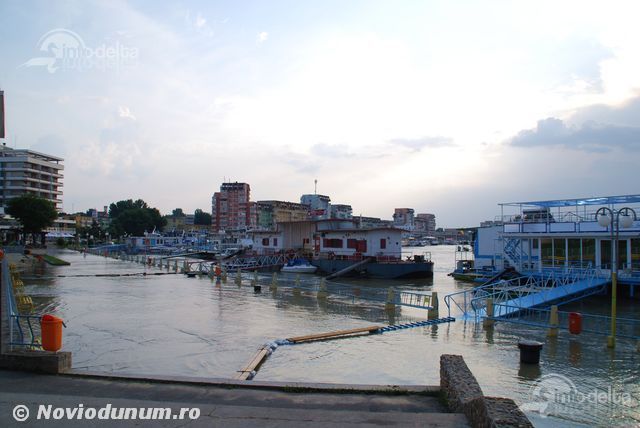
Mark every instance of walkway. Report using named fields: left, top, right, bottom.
left=0, top=370, right=467, bottom=427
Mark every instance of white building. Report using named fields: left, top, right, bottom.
left=0, top=145, right=64, bottom=211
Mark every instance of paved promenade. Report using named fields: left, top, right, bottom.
left=0, top=370, right=469, bottom=427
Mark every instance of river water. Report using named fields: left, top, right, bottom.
left=17, top=246, right=640, bottom=427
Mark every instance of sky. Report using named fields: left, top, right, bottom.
left=1, top=0, right=640, bottom=227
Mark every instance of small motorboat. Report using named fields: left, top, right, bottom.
left=281, top=258, right=317, bottom=274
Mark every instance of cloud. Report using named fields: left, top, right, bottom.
left=310, top=143, right=353, bottom=158
left=256, top=31, right=268, bottom=45
left=184, top=10, right=214, bottom=37
left=510, top=94, right=640, bottom=152
left=388, top=136, right=455, bottom=152
left=117, top=106, right=136, bottom=121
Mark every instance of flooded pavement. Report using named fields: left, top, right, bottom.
left=15, top=246, right=640, bottom=426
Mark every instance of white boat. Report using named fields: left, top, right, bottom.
left=281, top=259, right=317, bottom=274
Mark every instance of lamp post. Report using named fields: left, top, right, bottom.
left=596, top=206, right=637, bottom=348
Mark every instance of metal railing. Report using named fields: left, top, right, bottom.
left=488, top=304, right=640, bottom=340
left=3, top=258, right=42, bottom=348
left=444, top=267, right=607, bottom=319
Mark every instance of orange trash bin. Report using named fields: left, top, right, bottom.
left=41, top=314, right=65, bottom=352
left=569, top=312, right=582, bottom=334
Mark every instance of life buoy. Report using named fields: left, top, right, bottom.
left=328, top=251, right=335, bottom=260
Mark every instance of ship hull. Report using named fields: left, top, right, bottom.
left=312, top=259, right=433, bottom=279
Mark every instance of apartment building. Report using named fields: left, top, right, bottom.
left=211, top=182, right=257, bottom=232
left=256, top=200, right=310, bottom=230
left=0, top=145, right=64, bottom=211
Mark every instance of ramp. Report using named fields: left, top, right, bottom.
left=474, top=274, right=608, bottom=318
left=445, top=268, right=608, bottom=319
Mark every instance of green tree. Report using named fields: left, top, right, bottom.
left=108, top=199, right=166, bottom=238
left=172, top=208, right=185, bottom=217
left=6, top=194, right=58, bottom=245
left=194, top=208, right=212, bottom=225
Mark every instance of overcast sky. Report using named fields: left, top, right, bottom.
left=1, top=0, right=640, bottom=227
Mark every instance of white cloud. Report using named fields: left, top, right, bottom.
left=256, top=31, right=268, bottom=45
left=117, top=106, right=136, bottom=121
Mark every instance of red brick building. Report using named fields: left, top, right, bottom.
left=211, top=182, right=257, bottom=232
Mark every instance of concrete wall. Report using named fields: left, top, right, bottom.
left=440, top=354, right=532, bottom=428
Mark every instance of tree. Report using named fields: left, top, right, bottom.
left=194, top=208, right=212, bottom=225
left=6, top=194, right=58, bottom=245
left=172, top=208, right=185, bottom=217
left=108, top=199, right=166, bottom=238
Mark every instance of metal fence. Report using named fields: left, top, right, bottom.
left=3, top=258, right=42, bottom=348
left=489, top=304, right=640, bottom=340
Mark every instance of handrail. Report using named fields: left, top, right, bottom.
left=3, top=258, right=43, bottom=348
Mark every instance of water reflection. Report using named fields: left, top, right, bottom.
left=12, top=247, right=640, bottom=426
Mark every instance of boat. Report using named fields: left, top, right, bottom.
left=281, top=258, right=317, bottom=274
left=311, top=227, right=433, bottom=279
left=472, top=194, right=640, bottom=286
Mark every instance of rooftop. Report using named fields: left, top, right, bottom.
left=499, top=194, right=640, bottom=208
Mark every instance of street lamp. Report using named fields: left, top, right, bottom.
left=596, top=206, right=637, bottom=348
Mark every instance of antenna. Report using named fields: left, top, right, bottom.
left=314, top=179, right=317, bottom=195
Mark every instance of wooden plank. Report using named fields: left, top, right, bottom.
left=287, top=326, right=384, bottom=343
left=235, top=348, right=269, bottom=380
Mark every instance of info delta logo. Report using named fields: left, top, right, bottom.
left=20, top=28, right=138, bottom=73
left=519, top=373, right=634, bottom=418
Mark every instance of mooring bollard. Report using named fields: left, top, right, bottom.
left=174, top=260, right=178, bottom=272
left=483, top=298, right=495, bottom=328
left=221, top=266, right=228, bottom=282
left=251, top=270, right=259, bottom=288
left=270, top=272, right=278, bottom=291
left=518, top=340, right=544, bottom=364
left=385, top=287, right=396, bottom=312
left=293, top=274, right=301, bottom=296
left=235, top=268, right=242, bottom=286
left=317, top=278, right=328, bottom=299
left=548, top=305, right=559, bottom=337
left=428, top=292, right=439, bottom=320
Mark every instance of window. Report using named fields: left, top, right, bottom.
left=262, top=238, right=269, bottom=246
left=582, top=239, right=595, bottom=268
left=380, top=239, right=386, bottom=249
left=347, top=239, right=358, bottom=249
left=323, top=238, right=343, bottom=248
left=541, top=238, right=552, bottom=267
left=273, top=238, right=278, bottom=246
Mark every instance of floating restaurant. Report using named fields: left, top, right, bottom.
left=474, top=194, right=640, bottom=295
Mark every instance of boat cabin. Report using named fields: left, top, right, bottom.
left=315, top=227, right=403, bottom=259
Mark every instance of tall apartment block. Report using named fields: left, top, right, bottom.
left=415, top=213, right=436, bottom=234
left=393, top=208, right=415, bottom=230
left=0, top=145, right=64, bottom=212
left=211, top=182, right=257, bottom=232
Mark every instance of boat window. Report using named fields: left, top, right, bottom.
left=323, top=238, right=343, bottom=248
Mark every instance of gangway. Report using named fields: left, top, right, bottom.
left=444, top=268, right=609, bottom=319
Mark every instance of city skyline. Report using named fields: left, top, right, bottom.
left=1, top=1, right=640, bottom=227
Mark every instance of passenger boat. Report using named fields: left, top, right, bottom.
left=281, top=258, right=317, bottom=274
